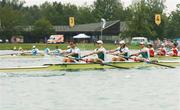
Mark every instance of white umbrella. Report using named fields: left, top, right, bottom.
left=73, top=34, right=90, bottom=39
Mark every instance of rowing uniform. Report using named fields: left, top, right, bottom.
left=138, top=47, right=150, bottom=60
left=149, top=48, right=155, bottom=57
left=69, top=47, right=81, bottom=59
left=32, top=48, right=39, bottom=55
left=94, top=47, right=106, bottom=61
left=44, top=48, right=50, bottom=55
left=115, top=47, right=129, bottom=59
left=158, top=47, right=167, bottom=56
left=66, top=48, right=72, bottom=54
left=54, top=49, right=61, bottom=56
left=171, top=47, right=178, bottom=56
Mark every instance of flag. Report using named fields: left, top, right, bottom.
left=69, top=17, right=75, bottom=28
left=155, top=14, right=161, bottom=26
left=101, top=18, right=106, bottom=29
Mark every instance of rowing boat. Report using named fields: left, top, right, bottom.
left=0, top=61, right=179, bottom=72
left=0, top=54, right=61, bottom=59
left=1, top=55, right=179, bottom=62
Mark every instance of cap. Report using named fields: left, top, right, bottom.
left=119, top=40, right=125, bottom=44
left=96, top=40, right=103, bottom=44
left=67, top=46, right=71, bottom=49
left=139, top=42, right=144, bottom=45
left=161, top=43, right=165, bottom=46
left=32, top=46, right=36, bottom=48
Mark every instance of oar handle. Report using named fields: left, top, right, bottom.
left=122, top=55, right=134, bottom=59
left=97, top=62, right=130, bottom=69
left=73, top=55, right=89, bottom=61
left=81, top=55, right=89, bottom=58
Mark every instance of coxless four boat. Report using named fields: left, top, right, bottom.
left=0, top=61, right=179, bottom=72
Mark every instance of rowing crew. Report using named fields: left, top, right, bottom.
left=145, top=43, right=178, bottom=57
left=157, top=43, right=178, bottom=56
left=63, top=40, right=179, bottom=63
left=63, top=40, right=128, bottom=63
left=31, top=45, right=72, bottom=56
left=63, top=40, right=148, bottom=63
left=28, top=40, right=179, bottom=63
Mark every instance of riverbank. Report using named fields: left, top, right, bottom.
left=0, top=43, right=139, bottom=50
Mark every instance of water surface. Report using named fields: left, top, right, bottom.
left=0, top=51, right=180, bottom=110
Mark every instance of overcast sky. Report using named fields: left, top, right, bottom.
left=23, top=0, right=179, bottom=14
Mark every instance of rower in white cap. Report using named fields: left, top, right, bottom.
left=108, top=40, right=129, bottom=61
left=82, top=40, right=107, bottom=63
left=131, top=42, right=150, bottom=62
left=32, top=45, right=39, bottom=56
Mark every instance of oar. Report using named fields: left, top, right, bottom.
left=77, top=55, right=130, bottom=69
left=43, top=63, right=64, bottom=66
left=0, top=66, right=48, bottom=70
left=109, top=54, right=176, bottom=68
left=43, top=61, right=130, bottom=69
left=147, top=61, right=176, bottom=68
left=95, top=62, right=130, bottom=69
left=0, top=52, right=24, bottom=56
left=0, top=53, right=14, bottom=56
left=131, top=56, right=176, bottom=68
left=132, top=56, right=176, bottom=68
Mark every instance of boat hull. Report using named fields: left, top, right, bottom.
left=0, top=61, right=179, bottom=72
left=46, top=62, right=180, bottom=70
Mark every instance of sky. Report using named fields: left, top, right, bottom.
left=23, top=0, right=179, bottom=14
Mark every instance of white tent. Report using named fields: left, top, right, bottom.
left=73, top=34, right=90, bottom=39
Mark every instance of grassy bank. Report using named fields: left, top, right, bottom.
left=0, top=43, right=139, bottom=50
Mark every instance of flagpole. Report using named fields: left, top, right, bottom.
left=101, top=28, right=103, bottom=40
left=101, top=18, right=106, bottom=40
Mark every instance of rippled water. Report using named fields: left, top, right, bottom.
left=0, top=51, right=180, bottom=110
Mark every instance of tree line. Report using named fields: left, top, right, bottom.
left=0, top=0, right=180, bottom=41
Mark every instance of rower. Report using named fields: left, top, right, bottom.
left=147, top=43, right=155, bottom=57
left=18, top=47, right=24, bottom=55
left=18, top=47, right=23, bottom=52
left=108, top=40, right=129, bottom=61
left=53, top=46, right=61, bottom=56
left=32, top=46, right=39, bottom=56
left=83, top=40, right=106, bottom=63
left=44, top=46, right=50, bottom=55
left=13, top=46, right=17, bottom=51
left=157, top=43, right=167, bottom=56
left=132, top=42, right=150, bottom=62
left=65, top=46, right=71, bottom=54
left=63, top=41, right=81, bottom=62
left=61, top=46, right=71, bottom=56
left=170, top=43, right=178, bottom=56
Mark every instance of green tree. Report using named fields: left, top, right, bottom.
left=0, top=0, right=24, bottom=40
left=21, top=5, right=41, bottom=25
left=33, top=18, right=54, bottom=42
left=126, top=0, right=166, bottom=39
left=40, top=2, right=79, bottom=25
left=166, top=4, right=180, bottom=38
left=62, top=3, right=79, bottom=25
left=0, top=0, right=24, bottom=10
left=0, top=6, right=23, bottom=39
left=40, top=2, right=62, bottom=25
left=76, top=6, right=96, bottom=24
left=92, top=0, right=125, bottom=21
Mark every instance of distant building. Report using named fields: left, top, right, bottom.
left=21, top=20, right=128, bottom=43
